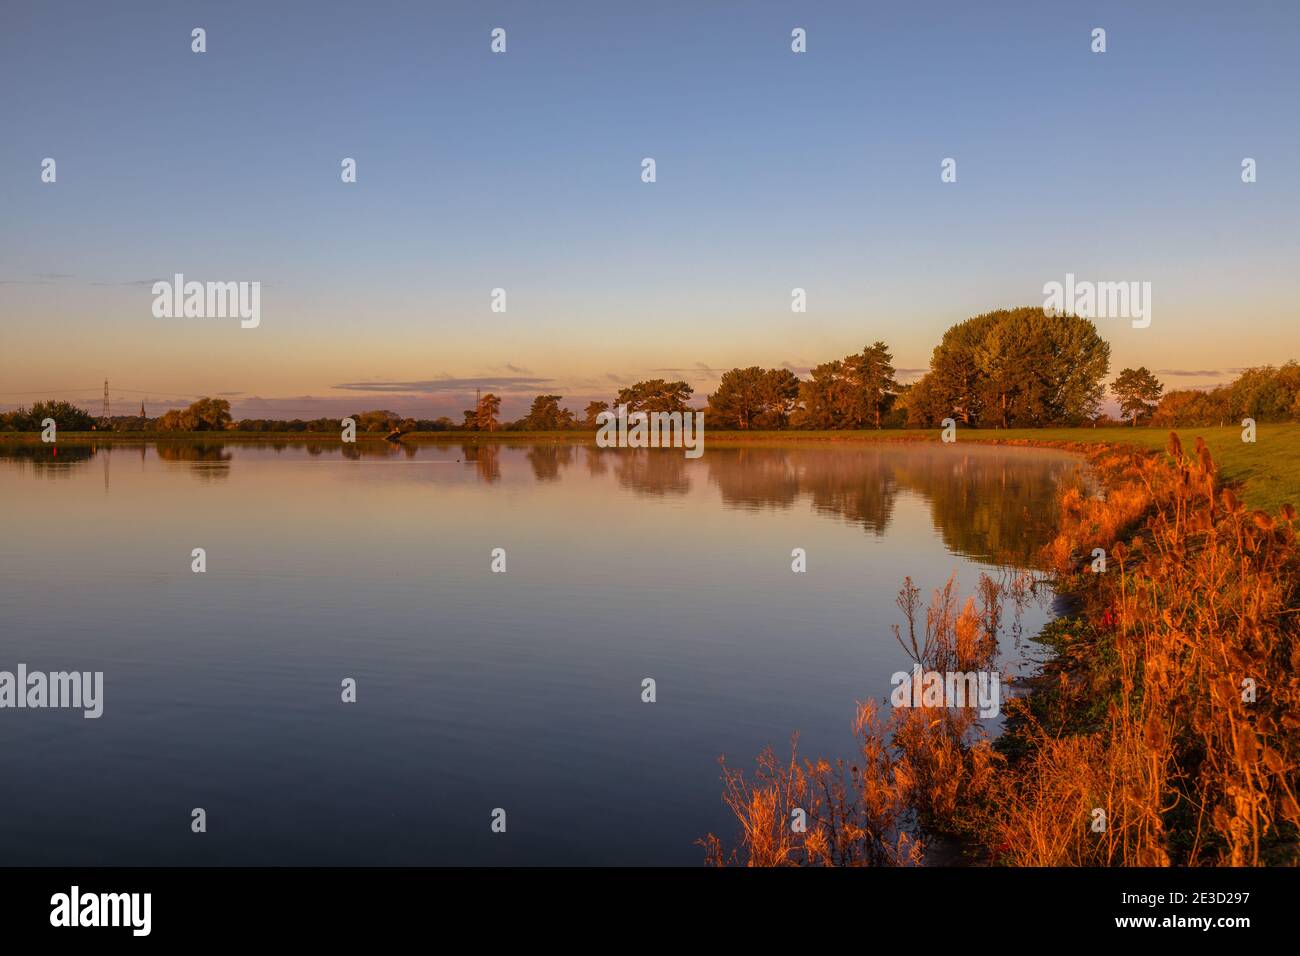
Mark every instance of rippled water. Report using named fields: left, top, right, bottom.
left=0, top=440, right=1083, bottom=864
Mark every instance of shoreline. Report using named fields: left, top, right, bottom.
left=966, top=436, right=1298, bottom=865
left=7, top=426, right=1296, bottom=864
left=7, top=424, right=1293, bottom=512
left=699, top=433, right=1299, bottom=866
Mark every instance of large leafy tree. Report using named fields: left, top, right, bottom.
left=707, top=367, right=766, bottom=429
left=843, top=341, right=899, bottom=429
left=1112, top=367, right=1163, bottom=426
left=156, top=397, right=233, bottom=431
left=794, top=359, right=852, bottom=429
left=522, top=394, right=569, bottom=430
left=910, top=308, right=1109, bottom=427
left=756, top=368, right=800, bottom=428
left=973, top=317, right=1034, bottom=428
left=793, top=343, right=898, bottom=429
left=927, top=318, right=987, bottom=425
left=707, top=367, right=800, bottom=429
left=25, top=399, right=96, bottom=431
left=1230, top=362, right=1300, bottom=420
left=475, top=393, right=502, bottom=431
left=189, top=397, right=233, bottom=430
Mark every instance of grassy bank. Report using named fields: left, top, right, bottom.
left=988, top=438, right=1300, bottom=864
left=702, top=433, right=1300, bottom=866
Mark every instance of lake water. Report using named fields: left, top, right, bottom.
left=0, top=440, right=1083, bottom=865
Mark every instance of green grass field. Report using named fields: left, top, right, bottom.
left=7, top=423, right=1298, bottom=512
left=698, top=424, right=1300, bottom=513
left=969, top=424, right=1299, bottom=513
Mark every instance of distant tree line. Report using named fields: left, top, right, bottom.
left=1152, top=362, right=1300, bottom=427
left=0, top=400, right=97, bottom=432
left=6, top=308, right=1300, bottom=434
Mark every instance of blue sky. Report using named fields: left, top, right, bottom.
left=2, top=0, right=1297, bottom=418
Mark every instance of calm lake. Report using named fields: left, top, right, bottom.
left=0, top=440, right=1083, bottom=865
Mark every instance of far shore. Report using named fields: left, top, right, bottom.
left=5, top=424, right=1295, bottom=512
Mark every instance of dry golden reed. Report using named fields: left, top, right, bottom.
left=703, top=433, right=1300, bottom=866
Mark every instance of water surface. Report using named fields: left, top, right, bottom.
left=0, top=440, right=1082, bottom=864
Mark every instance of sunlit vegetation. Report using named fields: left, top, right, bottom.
left=701, top=435, right=1300, bottom=866
left=905, top=308, right=1111, bottom=427
left=1111, top=366, right=1164, bottom=426
left=996, top=437, right=1300, bottom=865
left=1154, top=362, right=1300, bottom=427
left=700, top=574, right=1018, bottom=866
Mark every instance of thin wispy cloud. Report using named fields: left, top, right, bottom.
left=331, top=377, right=552, bottom=394
left=652, top=364, right=725, bottom=375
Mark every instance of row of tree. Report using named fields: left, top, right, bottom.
left=445, top=330, right=1294, bottom=431
left=6, top=308, right=1298, bottom=433
left=1153, top=362, right=1300, bottom=426
left=0, top=400, right=97, bottom=432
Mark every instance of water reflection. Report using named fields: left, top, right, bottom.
left=153, top=442, right=233, bottom=482
left=461, top=443, right=501, bottom=482
left=0, top=437, right=1079, bottom=865
left=525, top=443, right=575, bottom=482
left=1, top=440, right=1082, bottom=566
left=0, top=443, right=97, bottom=477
